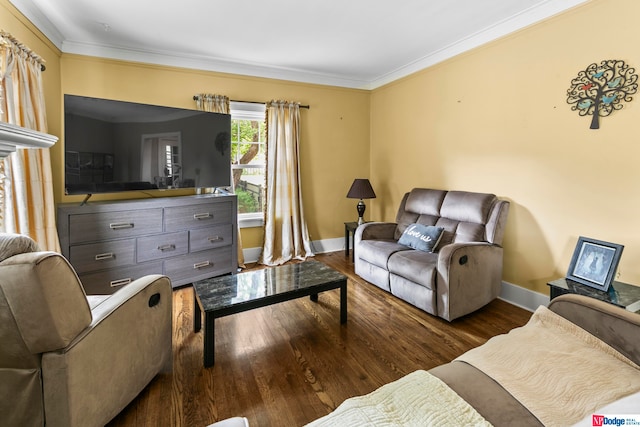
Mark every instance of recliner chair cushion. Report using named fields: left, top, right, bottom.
left=0, top=252, right=91, bottom=354
left=439, top=191, right=496, bottom=224
left=388, top=250, right=438, bottom=289
left=357, top=239, right=410, bottom=269
left=404, top=189, right=447, bottom=215
left=0, top=233, right=39, bottom=262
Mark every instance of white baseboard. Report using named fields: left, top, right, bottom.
left=310, top=237, right=344, bottom=255
left=499, top=281, right=549, bottom=312
left=243, top=237, right=548, bottom=313
left=241, top=236, right=344, bottom=264
left=241, top=246, right=263, bottom=264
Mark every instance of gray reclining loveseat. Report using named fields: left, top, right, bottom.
left=354, top=188, right=510, bottom=321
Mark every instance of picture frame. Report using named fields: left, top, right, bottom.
left=566, top=236, right=624, bottom=292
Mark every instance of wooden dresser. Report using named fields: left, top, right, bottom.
left=57, top=194, right=237, bottom=294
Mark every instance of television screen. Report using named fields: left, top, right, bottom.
left=64, top=94, right=231, bottom=195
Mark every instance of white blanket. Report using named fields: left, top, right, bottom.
left=305, top=370, right=492, bottom=427
left=457, top=305, right=640, bottom=427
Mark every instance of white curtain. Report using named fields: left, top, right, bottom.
left=0, top=31, right=59, bottom=252
left=194, top=93, right=245, bottom=268
left=259, top=100, right=313, bottom=266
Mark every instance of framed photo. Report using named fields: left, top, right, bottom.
left=566, top=236, right=624, bottom=291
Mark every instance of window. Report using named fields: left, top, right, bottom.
left=230, top=101, right=266, bottom=227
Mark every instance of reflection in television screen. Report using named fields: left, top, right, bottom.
left=64, top=94, right=231, bottom=195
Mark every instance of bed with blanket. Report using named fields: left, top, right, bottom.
left=306, top=294, right=640, bottom=427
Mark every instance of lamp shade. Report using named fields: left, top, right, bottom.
left=346, top=179, right=376, bottom=199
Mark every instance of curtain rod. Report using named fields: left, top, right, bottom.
left=193, top=95, right=309, bottom=109
left=0, top=31, right=46, bottom=72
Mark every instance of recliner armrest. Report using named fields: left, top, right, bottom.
left=436, top=242, right=504, bottom=321
left=549, top=294, right=640, bottom=366
left=354, top=222, right=397, bottom=242
left=67, top=274, right=173, bottom=369
left=87, top=274, right=171, bottom=327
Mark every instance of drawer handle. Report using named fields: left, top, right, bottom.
left=193, top=212, right=212, bottom=220
left=110, top=278, right=132, bottom=287
left=95, top=252, right=115, bottom=261
left=110, top=222, right=134, bottom=230
left=208, top=236, right=223, bottom=243
left=157, top=244, right=176, bottom=251
left=193, top=261, right=212, bottom=269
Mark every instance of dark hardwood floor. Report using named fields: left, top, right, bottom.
left=108, top=251, right=532, bottom=427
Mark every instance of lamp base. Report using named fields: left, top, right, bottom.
left=356, top=199, right=366, bottom=225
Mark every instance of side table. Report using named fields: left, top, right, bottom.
left=344, top=221, right=366, bottom=262
left=547, top=278, right=640, bottom=313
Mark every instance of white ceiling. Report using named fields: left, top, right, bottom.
left=11, top=0, right=587, bottom=89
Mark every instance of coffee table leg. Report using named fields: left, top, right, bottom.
left=340, top=282, right=347, bottom=324
left=204, top=313, right=215, bottom=367
left=310, top=293, right=318, bottom=302
left=193, top=291, right=202, bottom=332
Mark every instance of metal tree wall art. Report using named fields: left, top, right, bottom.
left=566, top=59, right=637, bottom=129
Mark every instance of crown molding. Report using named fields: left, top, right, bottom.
left=10, top=0, right=588, bottom=90
left=369, top=0, right=589, bottom=89
left=8, top=0, right=65, bottom=46
left=60, top=40, right=373, bottom=89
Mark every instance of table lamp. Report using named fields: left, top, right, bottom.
left=346, top=179, right=376, bottom=225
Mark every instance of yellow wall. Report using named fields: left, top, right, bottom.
left=370, top=0, right=640, bottom=293
left=3, top=0, right=639, bottom=294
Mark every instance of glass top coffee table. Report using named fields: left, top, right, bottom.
left=193, top=259, right=348, bottom=367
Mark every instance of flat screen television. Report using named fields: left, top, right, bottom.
left=64, top=94, right=231, bottom=195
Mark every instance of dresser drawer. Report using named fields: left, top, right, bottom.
left=137, top=231, right=188, bottom=263
left=69, top=239, right=136, bottom=274
left=164, top=201, right=233, bottom=232
left=164, top=247, right=233, bottom=285
left=58, top=194, right=237, bottom=290
left=69, top=209, right=163, bottom=244
left=189, top=224, right=233, bottom=252
left=79, top=261, right=164, bottom=295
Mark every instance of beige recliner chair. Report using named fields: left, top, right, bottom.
left=0, top=233, right=172, bottom=427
